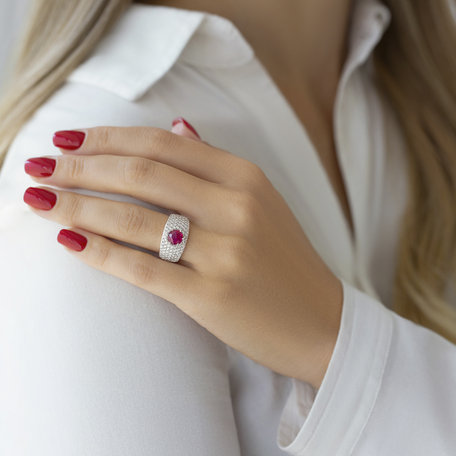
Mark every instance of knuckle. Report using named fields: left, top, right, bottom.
left=122, top=157, right=156, bottom=187
left=65, top=194, right=85, bottom=226
left=93, top=242, right=111, bottom=269
left=115, top=205, right=148, bottom=237
left=92, top=126, right=112, bottom=153
left=64, top=156, right=86, bottom=181
left=237, top=160, right=267, bottom=188
left=130, top=259, right=155, bottom=286
left=229, top=190, right=262, bottom=231
left=150, top=128, right=178, bottom=150
left=218, top=235, right=251, bottom=276
left=198, top=273, right=234, bottom=312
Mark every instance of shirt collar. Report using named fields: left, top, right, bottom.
left=67, top=0, right=391, bottom=101
left=344, top=0, right=391, bottom=76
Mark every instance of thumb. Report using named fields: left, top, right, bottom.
left=171, top=117, right=201, bottom=141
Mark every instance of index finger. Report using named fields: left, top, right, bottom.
left=53, top=126, right=237, bottom=184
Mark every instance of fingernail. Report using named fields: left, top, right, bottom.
left=171, top=117, right=201, bottom=139
left=53, top=130, right=86, bottom=150
left=24, top=157, right=56, bottom=177
left=57, top=229, right=87, bottom=251
left=23, top=187, right=57, bottom=210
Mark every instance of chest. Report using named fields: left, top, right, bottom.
left=266, top=71, right=356, bottom=242
left=293, top=104, right=356, bottom=241
left=314, top=131, right=355, bottom=240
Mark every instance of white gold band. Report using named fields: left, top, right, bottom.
left=158, top=213, right=190, bottom=263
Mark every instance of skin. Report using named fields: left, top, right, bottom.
left=140, top=0, right=356, bottom=236
left=23, top=123, right=343, bottom=390
left=21, top=0, right=355, bottom=389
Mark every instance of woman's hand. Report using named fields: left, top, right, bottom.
left=22, top=119, right=343, bottom=389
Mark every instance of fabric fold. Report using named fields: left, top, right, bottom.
left=276, top=279, right=393, bottom=455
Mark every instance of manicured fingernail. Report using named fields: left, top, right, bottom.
left=53, top=130, right=86, bottom=150
left=24, top=157, right=56, bottom=177
left=171, top=117, right=200, bottom=139
left=23, top=187, right=57, bottom=210
left=57, top=229, right=87, bottom=251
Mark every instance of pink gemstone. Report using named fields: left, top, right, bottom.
left=168, top=229, right=183, bottom=245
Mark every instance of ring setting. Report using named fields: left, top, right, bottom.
left=167, top=229, right=184, bottom=245
left=159, top=213, right=190, bottom=262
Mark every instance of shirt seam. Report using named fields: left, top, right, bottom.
left=348, top=299, right=394, bottom=455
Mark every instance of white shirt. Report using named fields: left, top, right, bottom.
left=1, top=1, right=456, bottom=455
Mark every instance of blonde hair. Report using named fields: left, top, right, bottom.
left=373, top=0, right=456, bottom=343
left=0, top=0, right=131, bottom=168
left=1, top=0, right=456, bottom=343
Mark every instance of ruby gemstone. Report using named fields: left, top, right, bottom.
left=168, top=229, right=183, bottom=245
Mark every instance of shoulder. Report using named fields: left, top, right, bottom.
left=7, top=3, right=247, bottom=161
left=6, top=2, right=257, bottom=166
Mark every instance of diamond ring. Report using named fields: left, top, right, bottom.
left=158, top=213, right=190, bottom=263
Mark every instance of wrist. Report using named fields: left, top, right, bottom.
left=303, top=277, right=343, bottom=390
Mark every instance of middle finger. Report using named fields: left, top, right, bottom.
left=24, top=154, right=226, bottom=229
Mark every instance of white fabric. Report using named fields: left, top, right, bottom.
left=1, top=0, right=455, bottom=454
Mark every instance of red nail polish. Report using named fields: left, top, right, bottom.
left=53, top=130, right=86, bottom=150
left=23, top=187, right=57, bottom=210
left=57, top=229, right=87, bottom=251
left=24, top=157, right=56, bottom=177
left=171, top=117, right=201, bottom=139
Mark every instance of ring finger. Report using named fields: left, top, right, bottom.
left=22, top=186, right=215, bottom=267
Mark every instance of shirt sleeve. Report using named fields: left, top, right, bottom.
left=276, top=277, right=456, bottom=455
